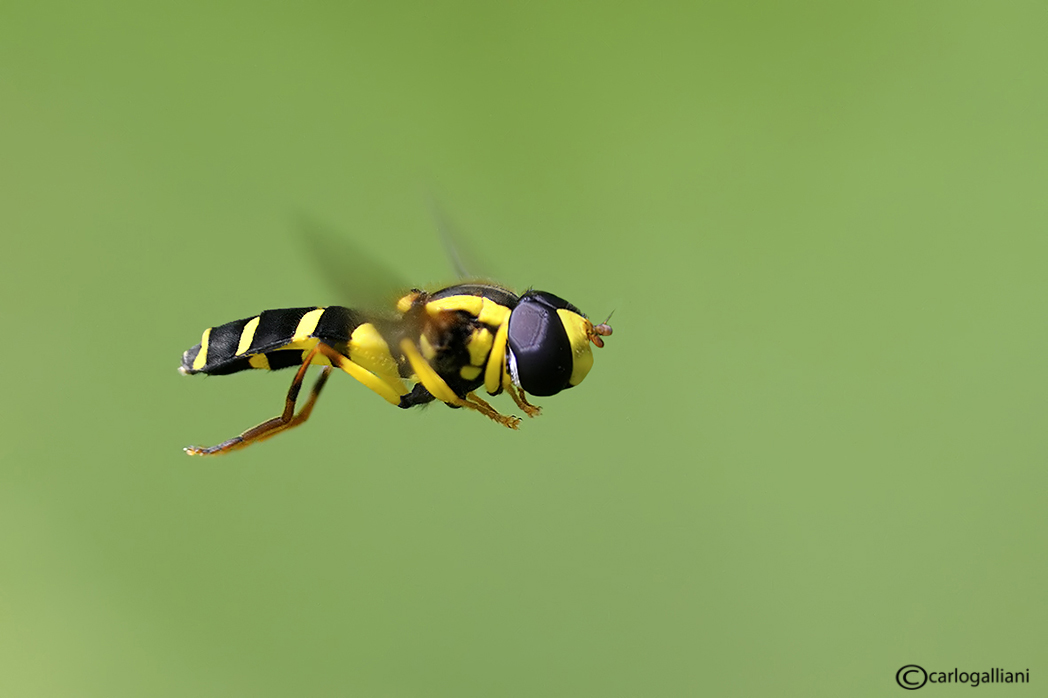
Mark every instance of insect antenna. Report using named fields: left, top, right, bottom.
left=589, top=310, right=614, bottom=347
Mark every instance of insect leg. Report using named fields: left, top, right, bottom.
left=400, top=337, right=521, bottom=428
left=184, top=345, right=331, bottom=456
left=314, top=343, right=408, bottom=405
left=505, top=383, right=542, bottom=418
left=399, top=338, right=462, bottom=405
left=465, top=393, right=521, bottom=430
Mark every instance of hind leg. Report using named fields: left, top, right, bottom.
left=185, top=345, right=332, bottom=456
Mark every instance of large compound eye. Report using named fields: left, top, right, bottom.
left=506, top=293, right=575, bottom=396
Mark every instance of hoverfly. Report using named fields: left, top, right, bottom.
left=179, top=224, right=613, bottom=456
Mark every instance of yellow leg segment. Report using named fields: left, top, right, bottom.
left=316, top=343, right=408, bottom=405
left=400, top=338, right=463, bottom=405
left=400, top=338, right=521, bottom=429
left=484, top=321, right=509, bottom=395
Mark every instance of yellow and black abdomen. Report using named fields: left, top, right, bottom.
left=180, top=306, right=366, bottom=376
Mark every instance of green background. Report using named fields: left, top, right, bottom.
left=1, top=1, right=1045, bottom=696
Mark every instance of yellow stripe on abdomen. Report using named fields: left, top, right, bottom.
left=192, top=328, right=211, bottom=371
left=236, top=316, right=260, bottom=356
left=293, top=308, right=325, bottom=342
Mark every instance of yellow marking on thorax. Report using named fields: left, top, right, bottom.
left=484, top=320, right=510, bottom=395
left=425, top=296, right=511, bottom=328
left=419, top=333, right=437, bottom=361
left=192, top=328, right=211, bottom=371
left=427, top=295, right=482, bottom=316
left=478, top=299, right=511, bottom=327
left=248, top=354, right=270, bottom=370
left=557, top=309, right=595, bottom=386
left=293, top=308, right=325, bottom=342
left=397, top=291, right=422, bottom=313
left=460, top=365, right=482, bottom=381
left=236, top=316, right=260, bottom=356
left=467, top=327, right=493, bottom=366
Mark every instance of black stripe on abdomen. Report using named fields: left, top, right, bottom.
left=206, top=357, right=254, bottom=376
left=205, top=317, right=250, bottom=369
left=265, top=350, right=307, bottom=370
left=179, top=316, right=252, bottom=375
left=181, top=307, right=319, bottom=376
left=247, top=307, right=315, bottom=355
left=314, top=305, right=361, bottom=344
left=181, top=305, right=369, bottom=377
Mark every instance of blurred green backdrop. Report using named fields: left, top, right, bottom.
left=1, top=1, right=1045, bottom=696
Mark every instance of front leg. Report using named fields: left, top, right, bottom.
left=465, top=393, right=521, bottom=429
left=505, top=383, right=542, bottom=418
left=399, top=338, right=520, bottom=428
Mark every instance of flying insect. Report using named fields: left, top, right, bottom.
left=180, top=244, right=613, bottom=456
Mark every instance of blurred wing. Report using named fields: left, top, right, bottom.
left=296, top=214, right=411, bottom=315
left=428, top=197, right=499, bottom=283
